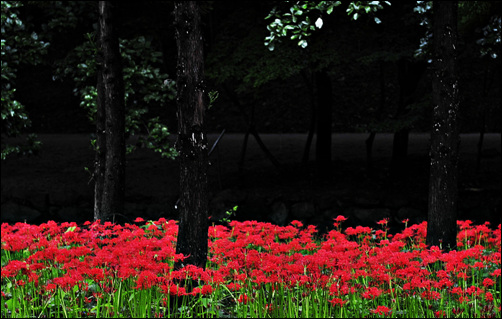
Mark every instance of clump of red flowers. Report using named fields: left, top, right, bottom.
left=1, top=217, right=500, bottom=318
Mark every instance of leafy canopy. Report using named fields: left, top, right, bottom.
left=55, top=33, right=178, bottom=159
left=1, top=1, right=48, bottom=160
left=264, top=1, right=390, bottom=50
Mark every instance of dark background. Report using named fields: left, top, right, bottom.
left=1, top=1, right=501, bottom=232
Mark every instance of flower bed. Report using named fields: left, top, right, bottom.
left=1, top=216, right=500, bottom=318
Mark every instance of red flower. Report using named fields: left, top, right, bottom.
left=371, top=305, right=391, bottom=316
left=334, top=215, right=347, bottom=222
left=362, top=286, right=383, bottom=299
left=45, top=283, right=57, bottom=292
left=201, top=285, right=213, bottom=295
left=483, top=278, right=494, bottom=287
left=377, top=218, right=389, bottom=226
left=135, top=270, right=158, bottom=290
left=290, top=220, right=303, bottom=228
left=329, top=297, right=347, bottom=307
left=237, top=294, right=249, bottom=304
left=226, top=283, right=241, bottom=291
left=134, top=217, right=145, bottom=223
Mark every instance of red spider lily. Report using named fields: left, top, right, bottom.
left=345, top=225, right=372, bottom=236
left=160, top=283, right=187, bottom=297
left=45, top=283, right=57, bottom=292
left=290, top=220, right=303, bottom=228
left=334, top=215, right=348, bottom=223
left=1, top=218, right=500, bottom=318
left=377, top=218, right=389, bottom=226
left=328, top=297, right=347, bottom=307
left=371, top=305, right=391, bottom=316
left=362, top=286, right=383, bottom=299
left=226, top=283, right=242, bottom=291
left=135, top=270, right=159, bottom=290
left=482, top=278, right=495, bottom=287
left=237, top=294, right=249, bottom=304
left=1, top=260, right=29, bottom=278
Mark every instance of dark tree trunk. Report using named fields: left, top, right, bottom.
left=174, top=1, right=209, bottom=270
left=427, top=1, right=459, bottom=250
left=315, top=70, right=333, bottom=177
left=98, top=1, right=126, bottom=222
left=94, top=35, right=106, bottom=221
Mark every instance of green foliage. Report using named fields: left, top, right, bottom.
left=207, top=27, right=335, bottom=93
left=55, top=34, right=178, bottom=158
left=0, top=133, right=42, bottom=160
left=475, top=14, right=501, bottom=59
left=1, top=1, right=48, bottom=160
left=219, top=205, right=238, bottom=224
left=415, top=1, right=501, bottom=60
left=264, top=1, right=390, bottom=50
left=208, top=90, right=219, bottom=110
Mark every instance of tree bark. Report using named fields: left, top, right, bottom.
left=94, top=33, right=106, bottom=221
left=98, top=1, right=126, bottom=222
left=174, top=1, right=209, bottom=270
left=427, top=1, right=459, bottom=250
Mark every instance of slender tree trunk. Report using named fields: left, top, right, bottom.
left=94, top=34, right=106, bottom=221
left=427, top=1, right=459, bottom=250
left=98, top=1, right=125, bottom=221
left=174, top=1, right=209, bottom=270
left=315, top=70, right=333, bottom=177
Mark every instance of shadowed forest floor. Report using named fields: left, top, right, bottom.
left=1, top=133, right=500, bottom=231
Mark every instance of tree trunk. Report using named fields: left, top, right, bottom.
left=98, top=1, right=126, bottom=222
left=315, top=70, right=333, bottom=177
left=94, top=32, right=106, bottom=221
left=174, top=1, right=209, bottom=270
left=427, top=1, right=459, bottom=250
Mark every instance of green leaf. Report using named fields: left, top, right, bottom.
left=65, top=226, right=77, bottom=233
left=294, top=9, right=303, bottom=16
